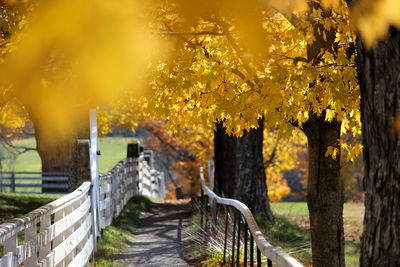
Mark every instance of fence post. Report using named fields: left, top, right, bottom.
left=68, top=139, right=96, bottom=256
left=127, top=142, right=140, bottom=196
left=25, top=223, right=37, bottom=266
left=69, top=140, right=91, bottom=191
left=11, top=172, right=15, bottom=193
left=4, top=233, right=17, bottom=266
left=127, top=142, right=140, bottom=158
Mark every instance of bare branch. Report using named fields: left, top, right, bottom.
left=231, top=68, right=256, bottom=89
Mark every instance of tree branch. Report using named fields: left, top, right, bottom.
left=157, top=30, right=224, bottom=36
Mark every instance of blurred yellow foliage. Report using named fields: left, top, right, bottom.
left=0, top=0, right=164, bottom=135
left=321, top=0, right=400, bottom=47
left=352, top=0, right=400, bottom=47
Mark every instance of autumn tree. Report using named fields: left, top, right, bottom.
left=341, top=0, right=400, bottom=264
left=0, top=0, right=164, bottom=181
left=140, top=118, right=212, bottom=198
left=147, top=2, right=361, bottom=265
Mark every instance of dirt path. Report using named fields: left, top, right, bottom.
left=116, top=201, right=195, bottom=267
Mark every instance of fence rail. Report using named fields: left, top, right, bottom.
left=0, top=151, right=165, bottom=267
left=0, top=172, right=69, bottom=194
left=199, top=166, right=303, bottom=267
left=0, top=181, right=93, bottom=267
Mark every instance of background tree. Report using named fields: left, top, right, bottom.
left=343, top=0, right=400, bottom=264
left=148, top=2, right=360, bottom=265
left=0, top=0, right=165, bottom=176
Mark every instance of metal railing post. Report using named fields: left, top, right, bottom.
left=11, top=172, right=15, bottom=193
left=200, top=188, right=204, bottom=230
left=199, top=166, right=304, bottom=267
left=231, top=209, right=237, bottom=266
left=244, top=222, right=248, bottom=267
left=223, top=211, right=229, bottom=264
left=236, top=216, right=241, bottom=267
left=257, top=247, right=262, bottom=267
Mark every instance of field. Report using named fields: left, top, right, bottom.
left=268, top=202, right=364, bottom=266
left=1, top=137, right=137, bottom=173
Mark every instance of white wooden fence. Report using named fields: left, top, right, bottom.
left=0, top=153, right=165, bottom=267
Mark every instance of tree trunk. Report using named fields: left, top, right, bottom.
left=235, top=118, right=274, bottom=222
left=214, top=121, right=237, bottom=198
left=29, top=105, right=90, bottom=193
left=214, top=119, right=274, bottom=222
left=303, top=113, right=345, bottom=267
left=356, top=27, right=400, bottom=266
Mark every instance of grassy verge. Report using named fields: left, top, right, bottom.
left=0, top=137, right=138, bottom=193
left=92, top=195, right=153, bottom=267
left=192, top=202, right=363, bottom=266
left=257, top=214, right=312, bottom=264
left=1, top=137, right=139, bottom=173
left=270, top=202, right=363, bottom=267
left=0, top=193, right=59, bottom=223
left=0, top=193, right=59, bottom=256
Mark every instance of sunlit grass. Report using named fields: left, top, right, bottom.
left=0, top=137, right=140, bottom=174
left=191, top=202, right=363, bottom=266
left=91, top=195, right=153, bottom=266
left=270, top=202, right=363, bottom=267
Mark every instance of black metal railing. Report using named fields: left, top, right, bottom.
left=0, top=171, right=68, bottom=193
left=199, top=166, right=303, bottom=267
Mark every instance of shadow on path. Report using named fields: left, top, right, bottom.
left=116, top=202, right=195, bottom=267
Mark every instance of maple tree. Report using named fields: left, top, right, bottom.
left=263, top=129, right=306, bottom=202
left=142, top=1, right=360, bottom=265
left=139, top=118, right=211, bottom=198
left=0, top=0, right=164, bottom=181
left=0, top=1, right=31, bottom=144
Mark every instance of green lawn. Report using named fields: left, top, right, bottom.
left=1, top=137, right=138, bottom=173
left=269, top=202, right=364, bottom=266
left=98, top=137, right=136, bottom=172
left=2, top=138, right=40, bottom=172
left=0, top=193, right=59, bottom=223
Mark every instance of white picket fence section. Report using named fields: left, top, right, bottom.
left=0, top=153, right=165, bottom=267
left=137, top=156, right=166, bottom=200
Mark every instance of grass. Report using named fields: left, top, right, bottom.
left=92, top=195, right=153, bottom=267
left=97, top=137, right=137, bottom=172
left=0, top=193, right=59, bottom=256
left=2, top=138, right=40, bottom=172
left=270, top=202, right=364, bottom=266
left=0, top=137, right=138, bottom=193
left=192, top=202, right=363, bottom=266
left=0, top=137, right=138, bottom=173
left=0, top=193, right=59, bottom=223
left=257, top=214, right=312, bottom=264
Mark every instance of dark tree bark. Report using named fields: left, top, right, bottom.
left=303, top=113, right=344, bottom=267
left=355, top=27, right=400, bottom=266
left=235, top=117, right=274, bottom=222
left=214, top=119, right=274, bottom=222
left=33, top=118, right=74, bottom=173
left=297, top=5, right=346, bottom=265
left=214, top=121, right=237, bottom=198
left=28, top=105, right=90, bottom=193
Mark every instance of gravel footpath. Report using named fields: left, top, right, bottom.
left=115, top=201, right=197, bottom=267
